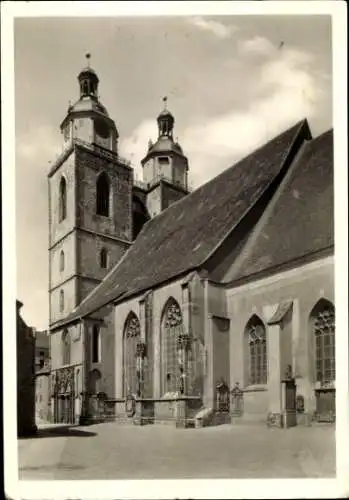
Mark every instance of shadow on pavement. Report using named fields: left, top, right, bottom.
left=18, top=425, right=97, bottom=439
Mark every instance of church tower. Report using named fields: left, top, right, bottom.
left=140, top=98, right=190, bottom=217
left=48, top=56, right=133, bottom=326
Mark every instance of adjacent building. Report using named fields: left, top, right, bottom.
left=34, top=330, right=50, bottom=371
left=17, top=300, right=37, bottom=436
left=47, top=61, right=335, bottom=427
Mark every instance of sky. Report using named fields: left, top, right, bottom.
left=14, top=14, right=332, bottom=330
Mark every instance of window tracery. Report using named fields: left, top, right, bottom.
left=123, top=313, right=140, bottom=396
left=246, top=316, right=267, bottom=385
left=313, top=302, right=335, bottom=383
left=161, top=298, right=183, bottom=394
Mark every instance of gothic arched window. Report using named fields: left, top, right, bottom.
left=59, top=290, right=64, bottom=313
left=100, top=248, right=108, bottom=269
left=92, top=325, right=100, bottom=363
left=59, top=176, right=67, bottom=222
left=245, top=315, right=267, bottom=385
left=62, top=329, right=70, bottom=366
left=310, top=299, right=335, bottom=383
left=161, top=298, right=183, bottom=395
left=96, top=172, right=110, bottom=217
left=123, top=312, right=140, bottom=396
left=60, top=250, right=65, bottom=272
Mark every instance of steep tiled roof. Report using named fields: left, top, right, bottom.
left=227, top=129, right=333, bottom=283
left=52, top=119, right=310, bottom=328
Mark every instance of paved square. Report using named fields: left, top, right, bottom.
left=18, top=422, right=335, bottom=480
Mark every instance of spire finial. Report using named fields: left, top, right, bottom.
left=85, top=53, right=91, bottom=67
left=163, top=96, right=168, bottom=110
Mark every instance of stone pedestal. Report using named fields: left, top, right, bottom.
left=133, top=399, right=154, bottom=425
left=266, top=323, right=283, bottom=427
left=175, top=398, right=189, bottom=428
left=133, top=400, right=145, bottom=426
left=281, top=379, right=297, bottom=428
left=230, top=382, right=244, bottom=425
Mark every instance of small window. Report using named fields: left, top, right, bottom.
left=92, top=325, right=100, bottom=363
left=158, top=156, right=169, bottom=165
left=59, top=177, right=67, bottom=222
left=59, top=290, right=64, bottom=313
left=60, top=250, right=65, bottom=272
left=100, top=248, right=108, bottom=269
left=96, top=172, right=110, bottom=217
left=82, top=80, right=89, bottom=95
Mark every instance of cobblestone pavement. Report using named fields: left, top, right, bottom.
left=18, top=422, right=335, bottom=480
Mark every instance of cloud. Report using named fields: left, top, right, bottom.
left=119, top=119, right=158, bottom=180
left=238, top=35, right=277, bottom=57
left=182, top=47, right=324, bottom=186
left=121, top=39, right=328, bottom=190
left=188, top=16, right=238, bottom=39
left=17, top=124, right=61, bottom=165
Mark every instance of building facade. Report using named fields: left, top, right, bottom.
left=49, top=62, right=335, bottom=427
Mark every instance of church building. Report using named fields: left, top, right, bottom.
left=48, top=60, right=335, bottom=428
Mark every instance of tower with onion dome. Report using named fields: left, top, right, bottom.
left=48, top=55, right=134, bottom=327
left=139, top=97, right=190, bottom=218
